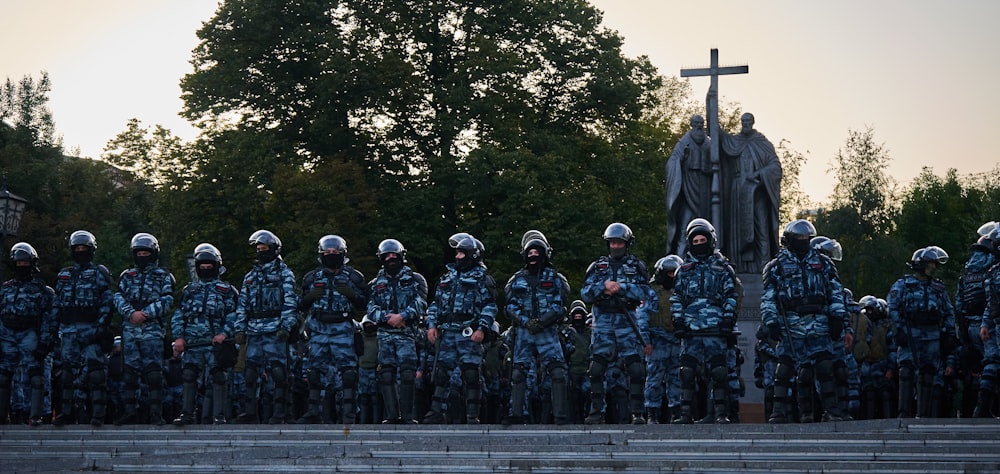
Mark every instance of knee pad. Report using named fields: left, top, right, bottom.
left=511, top=364, right=528, bottom=385
left=814, top=359, right=834, bottom=383
left=920, top=370, right=935, bottom=386
left=211, top=368, right=227, bottom=386
left=378, top=366, right=397, bottom=385
left=898, top=363, right=915, bottom=382
left=679, top=366, right=696, bottom=385
left=270, top=364, right=288, bottom=385
left=461, top=364, right=479, bottom=386
left=626, top=359, right=645, bottom=380
left=708, top=354, right=728, bottom=370
left=432, top=366, right=451, bottom=387
left=680, top=354, right=700, bottom=369
left=30, top=374, right=44, bottom=390
left=710, top=365, right=729, bottom=386
left=59, top=364, right=76, bottom=385
left=306, top=368, right=322, bottom=387
left=399, top=368, right=416, bottom=385
left=774, top=362, right=795, bottom=383
left=0, top=370, right=11, bottom=388
left=588, top=356, right=609, bottom=379
left=87, top=359, right=106, bottom=372
left=182, top=365, right=200, bottom=384
left=833, top=363, right=849, bottom=383
left=144, top=369, right=163, bottom=389
left=797, top=365, right=815, bottom=385
left=548, top=365, right=567, bottom=383
left=340, top=368, right=359, bottom=388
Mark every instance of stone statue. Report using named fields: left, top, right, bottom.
left=719, top=113, right=782, bottom=274
left=665, top=115, right=713, bottom=257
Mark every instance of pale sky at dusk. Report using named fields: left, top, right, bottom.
left=3, top=1, right=998, bottom=203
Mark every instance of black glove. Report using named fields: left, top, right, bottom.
left=718, top=318, right=734, bottom=335
left=302, top=287, right=325, bottom=307
left=525, top=319, right=544, bottom=334
left=335, top=284, right=356, bottom=300
left=767, top=324, right=782, bottom=342
left=895, top=331, right=909, bottom=348
left=276, top=329, right=290, bottom=342
left=754, top=377, right=765, bottom=389
left=828, top=316, right=843, bottom=341
left=539, top=310, right=562, bottom=328
left=235, top=332, right=247, bottom=345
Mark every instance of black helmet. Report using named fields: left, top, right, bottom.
left=908, top=245, right=949, bottom=271
left=10, top=242, right=38, bottom=264
left=249, top=229, right=282, bottom=253
left=973, top=233, right=993, bottom=253
left=69, top=230, right=97, bottom=250
left=810, top=236, right=843, bottom=261
left=858, top=295, right=879, bottom=312
left=989, top=227, right=1000, bottom=256
left=685, top=218, right=717, bottom=248
left=569, top=300, right=588, bottom=325
left=652, top=254, right=684, bottom=286
left=454, top=236, right=482, bottom=261
left=603, top=222, right=634, bottom=246
left=130, top=232, right=160, bottom=262
left=521, top=237, right=551, bottom=260
left=520, top=230, right=549, bottom=250
left=193, top=243, right=223, bottom=266
left=448, top=232, right=473, bottom=249
left=318, top=234, right=347, bottom=255
left=377, top=238, right=406, bottom=262
left=780, top=219, right=817, bottom=246
left=978, top=221, right=998, bottom=237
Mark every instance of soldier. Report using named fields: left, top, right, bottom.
left=233, top=230, right=300, bottom=424
left=643, top=254, right=683, bottom=424
left=295, top=235, right=368, bottom=424
left=356, top=319, right=380, bottom=423
left=957, top=231, right=995, bottom=370
left=566, top=301, right=591, bottom=423
left=581, top=223, right=652, bottom=424
left=888, top=245, right=957, bottom=418
left=670, top=219, right=740, bottom=424
left=170, top=243, right=238, bottom=425
left=975, top=228, right=1000, bottom=417
left=0, top=243, right=57, bottom=426
left=502, top=234, right=571, bottom=425
left=809, top=236, right=856, bottom=421
left=112, top=233, right=175, bottom=425
left=366, top=238, right=427, bottom=424
left=856, top=295, right=897, bottom=419
left=761, top=220, right=849, bottom=424
left=423, top=235, right=498, bottom=424
left=753, top=325, right=780, bottom=421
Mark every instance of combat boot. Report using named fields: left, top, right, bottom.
left=973, top=389, right=995, bottom=418
left=630, top=413, right=646, bottom=424
left=172, top=412, right=196, bottom=426
left=645, top=407, right=660, bottom=424
left=422, top=410, right=446, bottom=424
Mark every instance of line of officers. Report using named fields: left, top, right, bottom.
left=7, top=217, right=998, bottom=428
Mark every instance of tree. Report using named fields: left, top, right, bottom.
left=102, top=118, right=191, bottom=188
left=0, top=73, right=60, bottom=148
left=776, top=140, right=811, bottom=225
left=823, top=126, right=897, bottom=238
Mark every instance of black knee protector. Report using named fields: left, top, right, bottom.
left=432, top=365, right=451, bottom=387
left=306, top=368, right=322, bottom=388
left=548, top=365, right=567, bottom=383
left=378, top=366, right=397, bottom=385
left=588, top=355, right=609, bottom=380
left=898, top=363, right=915, bottom=382
left=399, top=368, right=416, bottom=385
left=774, top=362, right=795, bottom=383
left=87, top=368, right=106, bottom=388
left=59, top=363, right=76, bottom=386
left=832, top=362, right=848, bottom=384
left=679, top=365, right=696, bottom=385
left=182, top=365, right=200, bottom=384
left=0, top=370, right=11, bottom=389
left=461, top=363, right=479, bottom=387
left=340, top=368, right=358, bottom=389
left=30, top=374, right=44, bottom=390
left=797, top=365, right=815, bottom=385
left=270, top=364, right=288, bottom=385
left=814, top=359, right=835, bottom=383
left=144, top=369, right=163, bottom=389
left=919, top=369, right=935, bottom=387
left=511, top=364, right=528, bottom=385
left=710, top=364, right=729, bottom=386
left=211, top=367, right=227, bottom=386
left=626, top=358, right=646, bottom=380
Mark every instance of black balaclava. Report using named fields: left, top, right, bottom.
left=788, top=237, right=811, bottom=258
left=196, top=264, right=220, bottom=280
left=321, top=253, right=345, bottom=270
left=570, top=311, right=587, bottom=330
left=14, top=265, right=33, bottom=280
left=257, top=246, right=278, bottom=264
left=655, top=273, right=676, bottom=290
left=72, top=248, right=93, bottom=265
left=525, top=246, right=546, bottom=273
left=134, top=253, right=155, bottom=269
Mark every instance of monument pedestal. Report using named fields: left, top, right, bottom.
left=736, top=272, right=764, bottom=421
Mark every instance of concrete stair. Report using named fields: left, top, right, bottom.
left=2, top=419, right=999, bottom=472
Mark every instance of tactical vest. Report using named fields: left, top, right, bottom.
left=650, top=286, right=675, bottom=331
left=865, top=320, right=891, bottom=362
left=851, top=312, right=870, bottom=363
left=899, top=276, right=948, bottom=326
left=180, top=280, right=236, bottom=336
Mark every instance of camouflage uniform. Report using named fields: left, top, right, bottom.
left=53, top=231, right=114, bottom=426
left=643, top=281, right=682, bottom=423
left=0, top=243, right=57, bottom=426
left=975, top=256, right=1000, bottom=417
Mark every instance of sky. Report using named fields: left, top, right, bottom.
left=3, top=0, right=999, bottom=203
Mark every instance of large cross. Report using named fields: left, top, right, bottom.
left=680, top=49, right=748, bottom=245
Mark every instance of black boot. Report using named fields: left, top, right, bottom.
left=973, top=389, right=994, bottom=418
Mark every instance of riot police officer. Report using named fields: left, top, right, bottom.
left=644, top=254, right=684, bottom=424
left=423, top=235, right=498, bottom=424
left=170, top=244, right=238, bottom=425
left=233, top=230, right=300, bottom=424
left=671, top=219, right=739, bottom=424
left=888, top=245, right=957, bottom=418
left=581, top=223, right=652, bottom=424
left=52, top=230, right=114, bottom=427
left=761, top=220, right=849, bottom=423
left=0, top=243, right=57, bottom=426
left=113, top=233, right=176, bottom=425
left=503, top=233, right=571, bottom=425
left=296, top=235, right=368, bottom=424
left=367, top=238, right=427, bottom=424
left=975, top=228, right=1000, bottom=417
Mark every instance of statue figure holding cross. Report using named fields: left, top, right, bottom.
left=672, top=49, right=782, bottom=274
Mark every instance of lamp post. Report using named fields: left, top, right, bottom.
left=0, top=178, right=29, bottom=278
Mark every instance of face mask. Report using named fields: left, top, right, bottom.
left=383, top=258, right=403, bottom=275
left=134, top=254, right=155, bottom=269
left=197, top=266, right=220, bottom=280
left=257, top=249, right=278, bottom=264
left=788, top=239, right=811, bottom=257
left=656, top=274, right=676, bottom=290
left=14, top=266, right=33, bottom=280
left=526, top=254, right=544, bottom=268
left=73, top=250, right=93, bottom=265
left=609, top=247, right=626, bottom=259
left=321, top=253, right=345, bottom=269
left=455, top=256, right=474, bottom=271
left=690, top=242, right=712, bottom=257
